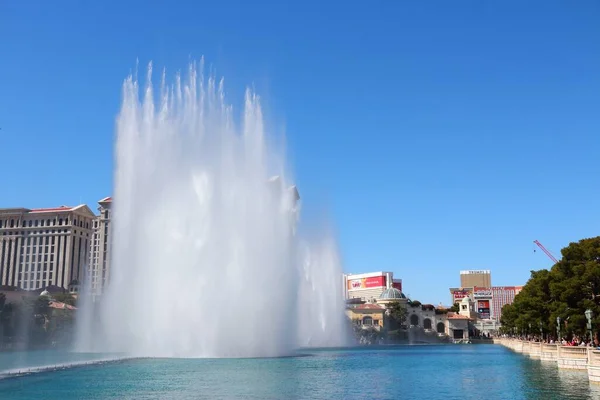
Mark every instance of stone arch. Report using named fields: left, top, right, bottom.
left=437, top=322, right=445, bottom=334
left=410, top=314, right=419, bottom=326
left=423, top=318, right=432, bottom=330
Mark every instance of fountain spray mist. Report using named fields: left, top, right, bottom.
left=77, top=60, right=348, bottom=357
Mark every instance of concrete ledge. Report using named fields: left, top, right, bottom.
left=588, top=366, right=600, bottom=384
left=528, top=343, right=542, bottom=359
left=540, top=352, right=558, bottom=362
left=558, top=346, right=588, bottom=370
left=557, top=359, right=588, bottom=370
left=540, top=344, right=558, bottom=362
left=498, top=340, right=594, bottom=377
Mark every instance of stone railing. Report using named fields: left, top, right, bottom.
left=557, top=346, right=588, bottom=370
left=496, top=339, right=600, bottom=382
left=540, top=343, right=558, bottom=361
left=528, top=342, right=542, bottom=359
left=514, top=340, right=523, bottom=352
left=588, top=350, right=600, bottom=383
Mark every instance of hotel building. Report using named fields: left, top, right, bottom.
left=0, top=205, right=95, bottom=292
left=344, top=271, right=402, bottom=301
left=460, top=270, right=492, bottom=288
left=449, top=270, right=523, bottom=323
left=491, top=286, right=522, bottom=321
left=449, top=285, right=523, bottom=322
left=89, top=197, right=112, bottom=298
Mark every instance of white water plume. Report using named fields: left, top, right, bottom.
left=76, top=60, right=348, bottom=357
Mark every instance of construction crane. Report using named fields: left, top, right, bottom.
left=533, top=240, right=559, bottom=264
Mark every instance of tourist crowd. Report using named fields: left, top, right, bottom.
left=500, top=333, right=599, bottom=348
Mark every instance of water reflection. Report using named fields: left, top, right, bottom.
left=520, top=357, right=593, bottom=400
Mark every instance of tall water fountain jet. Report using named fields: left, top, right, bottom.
left=77, top=61, right=348, bottom=357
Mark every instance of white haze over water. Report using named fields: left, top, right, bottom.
left=76, top=61, right=348, bottom=358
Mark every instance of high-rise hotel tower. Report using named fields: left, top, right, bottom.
left=0, top=205, right=95, bottom=292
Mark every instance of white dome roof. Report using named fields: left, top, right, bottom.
left=379, top=287, right=407, bottom=300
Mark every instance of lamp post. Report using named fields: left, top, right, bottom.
left=529, top=322, right=532, bottom=339
left=556, top=316, right=561, bottom=342
left=585, top=309, right=594, bottom=344
left=539, top=321, right=543, bottom=341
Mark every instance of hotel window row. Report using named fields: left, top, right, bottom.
left=0, top=218, right=90, bottom=229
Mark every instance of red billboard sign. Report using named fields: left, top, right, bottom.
left=478, top=300, right=490, bottom=308
left=348, top=276, right=386, bottom=290
left=365, top=276, right=386, bottom=287
left=452, top=290, right=469, bottom=300
left=392, top=281, right=402, bottom=292
left=478, top=300, right=490, bottom=319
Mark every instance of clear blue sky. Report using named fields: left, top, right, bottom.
left=1, top=1, right=599, bottom=304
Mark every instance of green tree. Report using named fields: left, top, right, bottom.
left=37, top=295, right=51, bottom=310
left=52, top=293, right=77, bottom=306
left=386, top=301, right=407, bottom=329
left=502, top=236, right=600, bottom=339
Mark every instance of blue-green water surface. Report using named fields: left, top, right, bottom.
left=0, top=350, right=122, bottom=375
left=1, top=345, right=598, bottom=399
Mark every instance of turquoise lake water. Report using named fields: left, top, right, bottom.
left=1, top=345, right=598, bottom=399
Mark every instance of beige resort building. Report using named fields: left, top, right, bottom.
left=0, top=196, right=113, bottom=297
left=0, top=205, right=95, bottom=293
left=346, top=288, right=474, bottom=342
left=89, top=197, right=112, bottom=298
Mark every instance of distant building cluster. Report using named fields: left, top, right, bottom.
left=1, top=194, right=523, bottom=341
left=0, top=198, right=113, bottom=298
left=344, top=271, right=473, bottom=341
left=343, top=269, right=524, bottom=341
left=449, top=269, right=522, bottom=323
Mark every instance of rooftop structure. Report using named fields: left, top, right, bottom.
left=460, top=270, right=492, bottom=288
left=344, top=271, right=402, bottom=302
left=379, top=287, right=406, bottom=300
